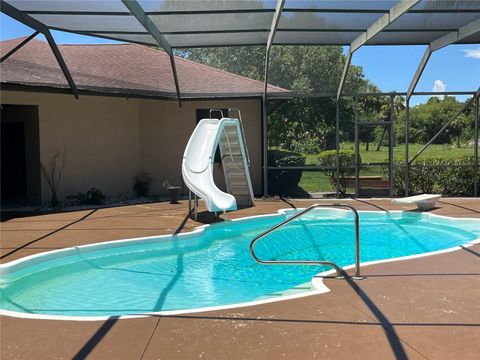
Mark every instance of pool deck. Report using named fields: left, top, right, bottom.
left=1, top=198, right=479, bottom=359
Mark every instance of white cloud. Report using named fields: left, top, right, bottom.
left=463, top=48, right=480, bottom=59
left=432, top=80, right=446, bottom=99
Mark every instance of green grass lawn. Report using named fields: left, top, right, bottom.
left=275, top=143, right=476, bottom=194
left=298, top=167, right=385, bottom=193
left=298, top=171, right=331, bottom=193
left=304, top=143, right=475, bottom=165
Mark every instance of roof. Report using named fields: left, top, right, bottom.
left=0, top=37, right=288, bottom=98
left=2, top=0, right=479, bottom=47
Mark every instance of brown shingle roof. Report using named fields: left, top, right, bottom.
left=0, top=37, right=289, bottom=98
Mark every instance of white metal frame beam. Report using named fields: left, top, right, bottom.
left=262, top=0, right=285, bottom=195
left=407, top=17, right=480, bottom=100
left=121, top=0, right=182, bottom=106
left=1, top=1, right=79, bottom=98
left=263, top=0, right=285, bottom=98
left=0, top=30, right=39, bottom=63
left=337, top=0, right=421, bottom=100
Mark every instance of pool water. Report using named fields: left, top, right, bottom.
left=1, top=210, right=479, bottom=317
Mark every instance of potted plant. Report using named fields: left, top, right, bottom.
left=163, top=181, right=181, bottom=204
left=133, top=170, right=153, bottom=197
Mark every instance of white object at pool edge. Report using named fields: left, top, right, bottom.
left=392, top=194, right=441, bottom=210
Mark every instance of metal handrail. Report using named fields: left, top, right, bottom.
left=228, top=107, right=251, bottom=166
left=209, top=109, right=224, bottom=118
left=249, top=203, right=362, bottom=279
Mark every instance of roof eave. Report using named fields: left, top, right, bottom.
left=1, top=82, right=292, bottom=101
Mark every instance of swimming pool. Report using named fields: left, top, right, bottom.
left=1, top=209, right=479, bottom=319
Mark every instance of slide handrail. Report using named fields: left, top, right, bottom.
left=249, top=203, right=362, bottom=279
left=228, top=108, right=251, bottom=166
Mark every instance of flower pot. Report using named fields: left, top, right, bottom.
left=167, top=187, right=181, bottom=204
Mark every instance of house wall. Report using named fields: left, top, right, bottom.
left=2, top=91, right=142, bottom=204
left=1, top=90, right=263, bottom=204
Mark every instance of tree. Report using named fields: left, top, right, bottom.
left=179, top=46, right=265, bottom=81
left=396, top=96, right=472, bottom=146
left=374, top=94, right=405, bottom=151
left=353, top=83, right=404, bottom=152
left=179, top=45, right=372, bottom=154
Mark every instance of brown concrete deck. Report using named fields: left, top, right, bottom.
left=1, top=198, right=479, bottom=359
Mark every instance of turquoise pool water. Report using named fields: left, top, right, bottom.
left=1, top=210, right=479, bottom=317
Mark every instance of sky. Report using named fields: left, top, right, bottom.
left=1, top=13, right=479, bottom=106
left=350, top=44, right=480, bottom=104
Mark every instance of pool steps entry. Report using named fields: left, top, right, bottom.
left=250, top=203, right=364, bottom=280
left=183, top=108, right=254, bottom=219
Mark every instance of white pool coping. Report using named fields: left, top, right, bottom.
left=0, top=209, right=479, bottom=321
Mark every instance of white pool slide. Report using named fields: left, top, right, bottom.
left=182, top=117, right=254, bottom=212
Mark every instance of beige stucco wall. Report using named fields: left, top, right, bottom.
left=1, top=90, right=262, bottom=204
left=2, top=91, right=141, bottom=204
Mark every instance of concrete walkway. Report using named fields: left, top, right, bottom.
left=1, top=198, right=479, bottom=359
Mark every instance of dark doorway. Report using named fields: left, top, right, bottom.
left=1, top=105, right=41, bottom=205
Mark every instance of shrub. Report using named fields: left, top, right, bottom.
left=85, top=188, right=106, bottom=205
left=267, top=149, right=305, bottom=196
left=435, top=156, right=477, bottom=196
left=133, top=170, right=153, bottom=197
left=41, top=148, right=67, bottom=207
left=391, top=156, right=478, bottom=197
left=65, top=192, right=86, bottom=206
left=389, top=159, right=438, bottom=197
left=289, top=132, right=323, bottom=154
left=65, top=187, right=106, bottom=206
left=316, top=150, right=359, bottom=194
left=390, top=162, right=407, bottom=197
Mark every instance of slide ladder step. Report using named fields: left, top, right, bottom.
left=219, top=124, right=254, bottom=207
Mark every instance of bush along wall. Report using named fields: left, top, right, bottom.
left=317, top=150, right=360, bottom=194
left=391, top=156, right=479, bottom=197
left=267, top=148, right=305, bottom=196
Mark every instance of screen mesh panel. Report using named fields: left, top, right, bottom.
left=274, top=31, right=361, bottom=45
left=29, top=14, right=145, bottom=32
left=278, top=12, right=384, bottom=30
left=412, top=0, right=480, bottom=11
left=149, top=13, right=274, bottom=33
left=371, top=31, right=451, bottom=44
left=165, top=32, right=269, bottom=47
left=388, top=12, right=480, bottom=30
left=6, top=0, right=129, bottom=12
left=3, top=0, right=479, bottom=46
left=283, top=0, right=396, bottom=11
left=91, top=33, right=157, bottom=46
left=138, top=0, right=277, bottom=12
left=460, top=32, right=480, bottom=44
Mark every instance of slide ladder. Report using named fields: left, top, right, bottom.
left=182, top=109, right=254, bottom=214
left=219, top=112, right=254, bottom=207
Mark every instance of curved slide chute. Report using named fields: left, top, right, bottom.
left=182, top=117, right=254, bottom=212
